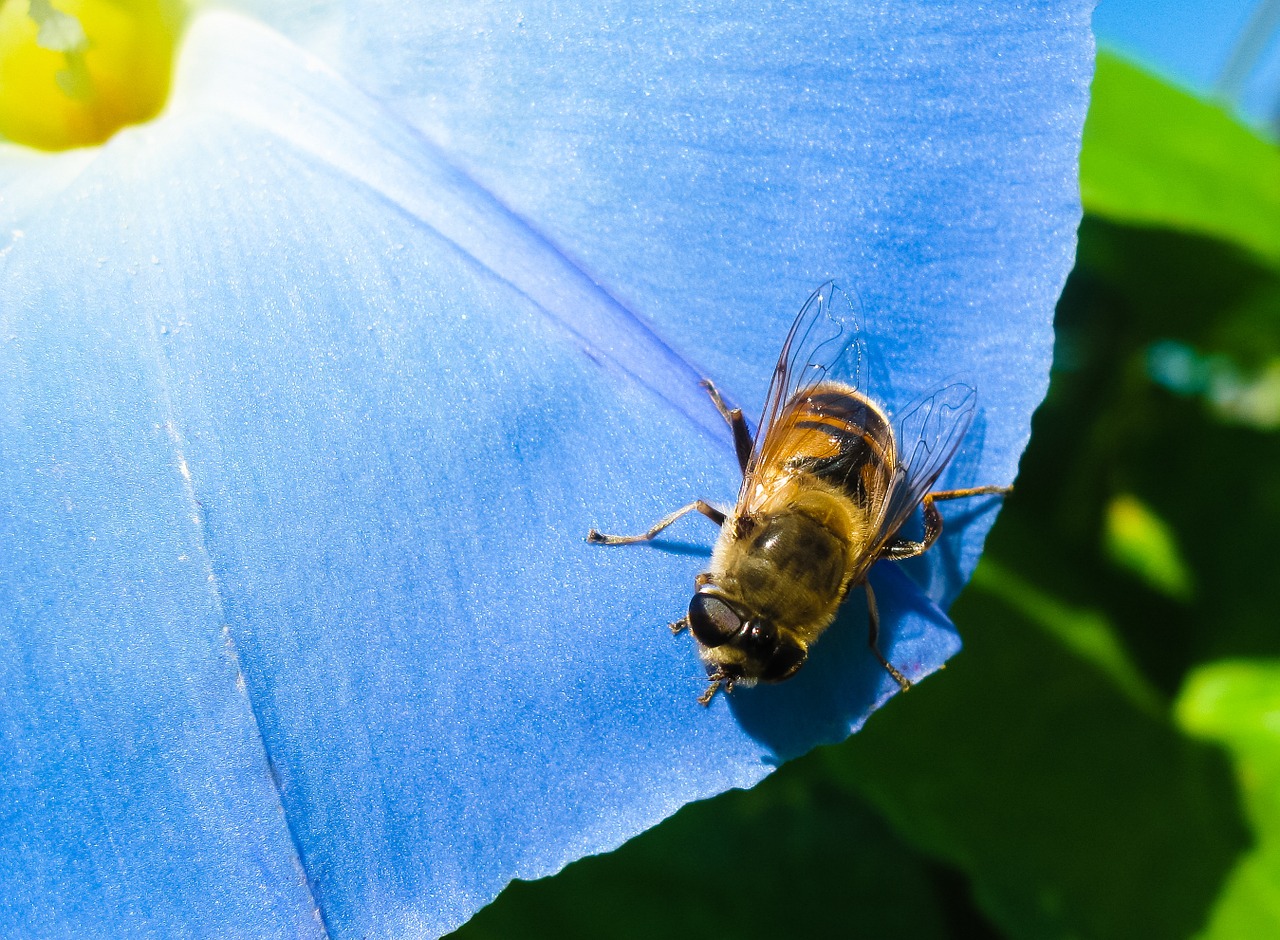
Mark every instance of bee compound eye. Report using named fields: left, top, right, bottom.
left=741, top=619, right=778, bottom=655
left=687, top=593, right=742, bottom=648
left=760, top=638, right=807, bottom=682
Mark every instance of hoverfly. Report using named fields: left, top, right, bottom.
left=588, top=283, right=1010, bottom=705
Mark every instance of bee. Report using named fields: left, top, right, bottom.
left=588, top=283, right=1010, bottom=705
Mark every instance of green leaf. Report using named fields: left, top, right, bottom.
left=1103, top=493, right=1195, bottom=601
left=835, top=576, right=1248, bottom=940
left=1031, top=218, right=1280, bottom=690
left=1081, top=53, right=1280, bottom=269
left=1177, top=661, right=1280, bottom=938
left=448, top=753, right=957, bottom=940
left=969, top=558, right=1164, bottom=716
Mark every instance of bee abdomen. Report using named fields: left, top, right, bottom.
left=784, top=385, right=894, bottom=495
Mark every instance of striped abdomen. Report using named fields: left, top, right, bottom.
left=766, top=381, right=897, bottom=508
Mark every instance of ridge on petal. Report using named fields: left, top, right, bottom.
left=171, top=11, right=734, bottom=446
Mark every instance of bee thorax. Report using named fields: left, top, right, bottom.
left=713, top=508, right=850, bottom=632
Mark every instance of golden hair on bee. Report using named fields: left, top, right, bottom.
left=588, top=283, right=1010, bottom=705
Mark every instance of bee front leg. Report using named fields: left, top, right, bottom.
left=700, top=379, right=753, bottom=475
left=697, top=678, right=723, bottom=707
left=865, top=581, right=911, bottom=692
left=587, top=500, right=725, bottom=545
left=697, top=669, right=734, bottom=706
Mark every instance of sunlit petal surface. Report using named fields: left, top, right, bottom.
left=0, top=4, right=1091, bottom=937
left=257, top=0, right=1091, bottom=606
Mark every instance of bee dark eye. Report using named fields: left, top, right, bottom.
left=688, top=593, right=742, bottom=648
left=740, top=619, right=778, bottom=655
left=759, top=638, right=807, bottom=682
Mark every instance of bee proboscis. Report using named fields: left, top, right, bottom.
left=588, top=283, right=1010, bottom=705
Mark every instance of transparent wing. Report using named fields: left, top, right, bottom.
left=744, top=282, right=870, bottom=484
left=874, top=380, right=978, bottom=548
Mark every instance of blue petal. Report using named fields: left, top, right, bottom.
left=0, top=6, right=1089, bottom=938
left=271, top=0, right=1092, bottom=606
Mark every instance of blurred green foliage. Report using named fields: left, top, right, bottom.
left=1179, top=662, right=1280, bottom=938
left=449, top=52, right=1280, bottom=940
left=1082, top=53, right=1280, bottom=268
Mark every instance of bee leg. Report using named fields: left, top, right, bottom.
left=699, top=379, right=753, bottom=475
left=880, top=485, right=1013, bottom=561
left=865, top=581, right=912, bottom=692
left=697, top=670, right=733, bottom=706
left=697, top=677, right=723, bottom=706
left=587, top=500, right=725, bottom=544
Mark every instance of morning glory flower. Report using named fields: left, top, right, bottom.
left=0, top=2, right=1092, bottom=937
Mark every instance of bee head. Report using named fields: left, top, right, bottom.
left=687, top=588, right=808, bottom=684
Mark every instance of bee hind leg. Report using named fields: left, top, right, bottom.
left=865, top=581, right=912, bottom=692
left=880, top=484, right=1012, bottom=561
left=587, top=500, right=725, bottom=545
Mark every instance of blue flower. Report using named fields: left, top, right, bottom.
left=0, top=4, right=1091, bottom=936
